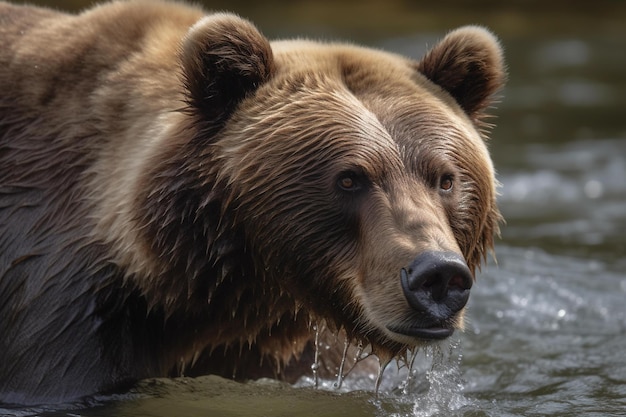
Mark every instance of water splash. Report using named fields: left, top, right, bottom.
left=412, top=342, right=470, bottom=416
left=302, top=324, right=470, bottom=416
left=377, top=339, right=471, bottom=417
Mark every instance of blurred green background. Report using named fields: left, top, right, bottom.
left=14, top=0, right=626, bottom=38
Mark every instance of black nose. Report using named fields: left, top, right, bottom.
left=400, top=251, right=473, bottom=321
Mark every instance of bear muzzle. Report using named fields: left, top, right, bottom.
left=388, top=251, right=473, bottom=340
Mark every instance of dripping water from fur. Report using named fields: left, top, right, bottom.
left=376, top=340, right=472, bottom=417
left=311, top=323, right=321, bottom=388
left=332, top=337, right=350, bottom=389
left=374, top=355, right=392, bottom=397
left=298, top=329, right=471, bottom=416
left=396, top=351, right=419, bottom=395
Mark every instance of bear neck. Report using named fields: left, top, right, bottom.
left=130, top=129, right=316, bottom=366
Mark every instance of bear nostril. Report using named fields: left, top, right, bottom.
left=433, top=272, right=467, bottom=302
left=448, top=273, right=469, bottom=291
left=400, top=251, right=473, bottom=320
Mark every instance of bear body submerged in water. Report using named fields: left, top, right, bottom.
left=0, top=0, right=505, bottom=405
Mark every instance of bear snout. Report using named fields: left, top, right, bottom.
left=392, top=251, right=473, bottom=339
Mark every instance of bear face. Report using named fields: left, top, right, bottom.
left=131, top=17, right=504, bottom=360
left=0, top=1, right=504, bottom=403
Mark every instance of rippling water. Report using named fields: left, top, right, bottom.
left=2, top=1, right=625, bottom=416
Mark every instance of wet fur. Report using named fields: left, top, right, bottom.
left=0, top=0, right=504, bottom=405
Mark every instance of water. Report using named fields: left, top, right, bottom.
left=2, top=1, right=626, bottom=416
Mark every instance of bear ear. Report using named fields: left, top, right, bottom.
left=416, top=26, right=506, bottom=122
left=180, top=14, right=275, bottom=128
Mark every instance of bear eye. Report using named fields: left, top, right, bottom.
left=339, top=177, right=355, bottom=189
left=439, top=174, right=454, bottom=192
left=337, top=171, right=364, bottom=192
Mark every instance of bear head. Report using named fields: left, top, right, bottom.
left=134, top=15, right=505, bottom=366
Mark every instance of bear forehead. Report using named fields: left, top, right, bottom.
left=266, top=40, right=486, bottom=158
left=271, top=40, right=412, bottom=74
left=269, top=40, right=481, bottom=140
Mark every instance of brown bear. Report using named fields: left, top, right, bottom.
left=0, top=0, right=504, bottom=406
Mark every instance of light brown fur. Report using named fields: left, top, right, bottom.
left=0, top=0, right=504, bottom=404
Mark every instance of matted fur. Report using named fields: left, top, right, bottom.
left=0, top=0, right=505, bottom=405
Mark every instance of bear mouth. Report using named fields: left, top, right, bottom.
left=386, top=324, right=454, bottom=341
